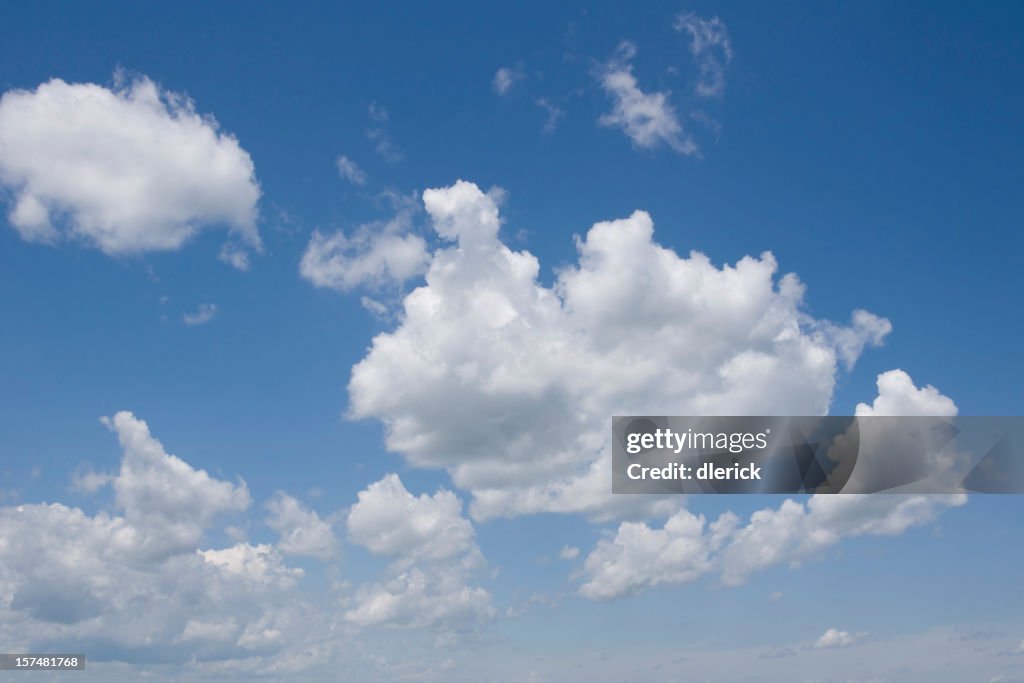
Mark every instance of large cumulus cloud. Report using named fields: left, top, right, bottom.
left=348, top=180, right=891, bottom=520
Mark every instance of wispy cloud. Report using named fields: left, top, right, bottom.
left=364, top=101, right=403, bottom=162
left=535, top=97, right=564, bottom=133
left=492, top=65, right=525, bottom=96
left=336, top=155, right=367, bottom=185
left=299, top=196, right=428, bottom=292
left=597, top=42, right=697, bottom=155
left=367, top=100, right=389, bottom=123
left=367, top=127, right=403, bottom=163
left=183, top=302, right=218, bottom=326
left=674, top=12, right=733, bottom=97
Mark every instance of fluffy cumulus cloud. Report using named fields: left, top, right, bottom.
left=855, top=369, right=957, bottom=417
left=580, top=486, right=966, bottom=602
left=344, top=474, right=493, bottom=630
left=578, top=372, right=966, bottom=599
left=674, top=13, right=733, bottom=97
left=717, top=490, right=964, bottom=587
left=0, top=75, right=261, bottom=260
left=347, top=474, right=475, bottom=566
left=100, top=411, right=251, bottom=560
left=0, top=412, right=318, bottom=666
left=597, top=42, right=696, bottom=155
left=300, top=199, right=429, bottom=292
left=198, top=543, right=303, bottom=588
left=348, top=180, right=891, bottom=521
left=265, top=493, right=338, bottom=560
left=579, top=509, right=737, bottom=600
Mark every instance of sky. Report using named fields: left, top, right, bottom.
left=0, top=2, right=1022, bottom=681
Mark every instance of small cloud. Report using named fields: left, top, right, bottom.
left=218, top=243, right=251, bottom=271
left=72, top=465, right=111, bottom=493
left=759, top=646, right=796, bottom=659
left=336, top=155, right=367, bottom=186
left=535, top=98, right=564, bottom=133
left=367, top=101, right=389, bottom=123
left=690, top=110, right=723, bottom=139
left=597, top=41, right=697, bottom=155
left=363, top=102, right=403, bottom=162
left=814, top=628, right=867, bottom=649
left=559, top=545, right=580, bottom=560
left=183, top=303, right=218, bottom=326
left=360, top=296, right=390, bottom=318
left=299, top=202, right=429, bottom=293
left=674, top=12, right=733, bottom=97
left=366, top=128, right=403, bottom=163
left=493, top=66, right=525, bottom=96
left=768, top=591, right=784, bottom=602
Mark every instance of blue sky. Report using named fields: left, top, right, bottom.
left=0, top=2, right=1022, bottom=681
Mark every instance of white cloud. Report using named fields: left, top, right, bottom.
left=674, top=13, right=733, bottom=97
left=344, top=474, right=492, bottom=630
left=71, top=465, right=111, bottom=493
left=536, top=97, right=564, bottom=133
left=347, top=474, right=476, bottom=567
left=348, top=180, right=890, bottom=521
left=336, top=155, right=367, bottom=186
left=0, top=414, right=310, bottom=666
left=843, top=369, right=963, bottom=493
left=264, top=493, right=338, bottom=560
left=199, top=543, right=303, bottom=588
left=343, top=567, right=493, bottom=630
left=178, top=618, right=238, bottom=643
left=718, top=492, right=964, bottom=587
left=576, top=371, right=966, bottom=598
left=366, top=127, right=403, bottom=163
left=0, top=75, right=261, bottom=258
left=492, top=66, right=524, bottom=96
left=183, top=303, right=218, bottom=326
left=820, top=309, right=893, bottom=370
left=360, top=296, right=390, bottom=318
left=367, top=101, right=389, bottom=123
left=579, top=509, right=736, bottom=600
left=217, top=243, right=251, bottom=271
left=101, top=411, right=251, bottom=560
left=299, top=202, right=429, bottom=292
left=558, top=546, right=580, bottom=560
left=856, top=369, right=958, bottom=417
left=579, top=488, right=965, bottom=599
left=597, top=42, right=697, bottom=155
left=815, top=627, right=867, bottom=649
